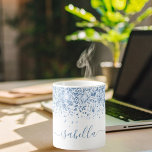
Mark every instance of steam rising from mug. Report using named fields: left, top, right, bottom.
left=77, top=43, right=95, bottom=77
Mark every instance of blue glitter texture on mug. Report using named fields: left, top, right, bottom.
left=53, top=86, right=105, bottom=120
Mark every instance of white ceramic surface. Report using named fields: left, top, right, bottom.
left=53, top=80, right=105, bottom=150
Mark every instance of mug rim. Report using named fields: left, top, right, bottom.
left=53, top=80, right=105, bottom=88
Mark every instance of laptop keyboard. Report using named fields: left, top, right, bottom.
left=106, top=100, right=152, bottom=122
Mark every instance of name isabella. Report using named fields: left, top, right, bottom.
left=54, top=125, right=103, bottom=139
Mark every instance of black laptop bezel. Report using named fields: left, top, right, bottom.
left=113, top=30, right=152, bottom=105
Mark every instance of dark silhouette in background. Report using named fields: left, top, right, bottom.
left=7, top=0, right=92, bottom=80
left=0, top=0, right=4, bottom=81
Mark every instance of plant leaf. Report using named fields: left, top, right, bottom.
left=103, top=0, right=112, bottom=11
left=76, top=21, right=110, bottom=32
left=76, top=21, right=96, bottom=28
left=102, top=30, right=129, bottom=43
left=101, top=11, right=127, bottom=26
left=91, top=0, right=105, bottom=14
left=107, top=12, right=125, bottom=22
left=66, top=28, right=112, bottom=47
left=65, top=28, right=101, bottom=42
left=65, top=4, right=96, bottom=22
left=112, top=0, right=127, bottom=10
left=135, top=25, right=152, bottom=30
left=91, top=0, right=103, bottom=8
left=136, top=7, right=152, bottom=23
left=125, top=0, right=149, bottom=14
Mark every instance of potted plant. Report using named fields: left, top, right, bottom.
left=65, top=0, right=152, bottom=88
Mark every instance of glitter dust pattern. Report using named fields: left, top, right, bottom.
left=53, top=86, right=105, bottom=120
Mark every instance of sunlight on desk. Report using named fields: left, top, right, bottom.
left=0, top=81, right=152, bottom=152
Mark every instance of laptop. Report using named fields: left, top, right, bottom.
left=41, top=30, right=152, bottom=132
left=106, top=30, right=152, bottom=131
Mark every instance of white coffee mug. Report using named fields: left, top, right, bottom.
left=53, top=80, right=105, bottom=150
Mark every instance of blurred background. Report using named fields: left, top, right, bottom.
left=0, top=0, right=152, bottom=81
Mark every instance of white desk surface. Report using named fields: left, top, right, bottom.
left=0, top=80, right=152, bottom=152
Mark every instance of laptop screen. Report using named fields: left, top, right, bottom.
left=114, top=30, right=152, bottom=110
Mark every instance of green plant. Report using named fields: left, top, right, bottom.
left=65, top=0, right=152, bottom=66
